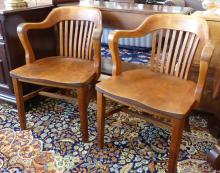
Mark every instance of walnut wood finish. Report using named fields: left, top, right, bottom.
left=97, top=69, right=197, bottom=117
left=10, top=6, right=102, bottom=143
left=10, top=57, right=97, bottom=87
left=96, top=14, right=214, bottom=173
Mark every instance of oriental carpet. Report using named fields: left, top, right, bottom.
left=0, top=97, right=217, bottom=173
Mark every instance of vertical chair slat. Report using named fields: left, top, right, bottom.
left=160, top=29, right=170, bottom=73
left=184, top=36, right=200, bottom=79
left=151, top=31, right=157, bottom=71
left=64, top=20, right=68, bottom=57
left=180, top=33, right=196, bottom=78
left=69, top=20, right=74, bottom=57
left=88, top=23, right=95, bottom=60
left=82, top=21, right=89, bottom=59
left=174, top=32, right=189, bottom=77
left=74, top=21, right=79, bottom=58
left=86, top=22, right=93, bottom=60
left=156, top=29, right=163, bottom=71
left=59, top=22, right=64, bottom=56
left=165, top=30, right=176, bottom=74
left=170, top=31, right=183, bottom=75
left=78, top=21, right=84, bottom=59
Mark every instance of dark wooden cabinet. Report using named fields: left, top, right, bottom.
left=0, top=42, right=10, bottom=92
left=0, top=2, right=54, bottom=103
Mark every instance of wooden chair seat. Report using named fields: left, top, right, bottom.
left=96, top=69, right=196, bottom=117
left=10, top=57, right=96, bottom=88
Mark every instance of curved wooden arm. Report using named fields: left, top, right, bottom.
left=17, top=20, right=57, bottom=64
left=108, top=15, right=160, bottom=76
left=92, top=28, right=103, bottom=80
left=108, top=29, right=147, bottom=76
left=195, top=41, right=214, bottom=103
left=18, top=6, right=103, bottom=64
left=108, top=14, right=209, bottom=76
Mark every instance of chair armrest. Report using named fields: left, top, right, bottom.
left=195, top=41, right=214, bottom=103
left=17, top=19, right=56, bottom=64
left=108, top=29, right=147, bottom=76
left=92, top=28, right=103, bottom=80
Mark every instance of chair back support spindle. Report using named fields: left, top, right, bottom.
left=58, top=20, right=95, bottom=59
left=151, top=29, right=200, bottom=80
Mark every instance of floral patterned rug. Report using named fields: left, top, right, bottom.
left=0, top=97, right=218, bottom=173
left=101, top=45, right=151, bottom=64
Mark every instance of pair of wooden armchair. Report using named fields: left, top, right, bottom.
left=10, top=7, right=214, bottom=173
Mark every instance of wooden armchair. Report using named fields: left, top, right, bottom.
left=10, top=7, right=102, bottom=143
left=96, top=14, right=214, bottom=172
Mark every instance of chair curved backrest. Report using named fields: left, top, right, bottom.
left=145, top=15, right=209, bottom=79
left=109, top=14, right=209, bottom=79
left=48, top=7, right=102, bottom=60
left=17, top=6, right=102, bottom=63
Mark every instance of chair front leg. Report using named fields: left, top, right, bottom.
left=97, top=92, right=106, bottom=148
left=12, top=78, right=26, bottom=130
left=77, top=85, right=89, bottom=143
left=168, top=118, right=185, bottom=173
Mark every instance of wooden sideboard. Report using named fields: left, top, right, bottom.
left=62, top=1, right=193, bottom=29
